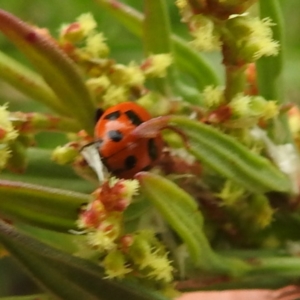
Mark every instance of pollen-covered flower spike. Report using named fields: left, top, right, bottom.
left=189, top=15, right=221, bottom=51
left=77, top=179, right=174, bottom=285
left=141, top=54, right=173, bottom=78
left=103, top=249, right=132, bottom=279
left=52, top=144, right=79, bottom=165
left=224, top=16, right=279, bottom=64
left=59, top=13, right=109, bottom=60
left=59, top=13, right=97, bottom=43
left=229, top=94, right=279, bottom=124
left=128, top=231, right=174, bottom=283
left=77, top=178, right=139, bottom=251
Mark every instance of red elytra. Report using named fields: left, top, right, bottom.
left=94, top=102, right=163, bottom=179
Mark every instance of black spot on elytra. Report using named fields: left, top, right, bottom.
left=104, top=111, right=121, bottom=120
left=148, top=139, right=158, bottom=160
left=125, top=110, right=143, bottom=126
left=124, top=155, right=137, bottom=170
left=107, top=130, right=123, bottom=142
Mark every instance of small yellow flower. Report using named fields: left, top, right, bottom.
left=141, top=54, right=173, bottom=78
left=51, top=145, right=78, bottom=165
left=146, top=252, right=174, bottom=283
left=175, top=0, right=192, bottom=22
left=87, top=226, right=119, bottom=252
left=128, top=231, right=174, bottom=282
left=175, top=0, right=188, bottom=9
left=227, top=16, right=279, bottom=62
left=85, top=32, right=109, bottom=58
left=77, top=13, right=97, bottom=35
left=103, top=250, right=132, bottom=279
left=0, top=104, right=18, bottom=170
left=189, top=15, right=221, bottom=51
left=86, top=76, right=111, bottom=96
left=0, top=105, right=18, bottom=143
left=202, top=86, right=225, bottom=109
left=59, top=13, right=97, bottom=43
left=110, top=63, right=145, bottom=87
left=102, top=86, right=129, bottom=108
left=251, top=97, right=278, bottom=120
left=229, top=94, right=251, bottom=117
left=119, top=178, right=139, bottom=199
left=248, top=18, right=279, bottom=60
left=230, top=94, right=279, bottom=120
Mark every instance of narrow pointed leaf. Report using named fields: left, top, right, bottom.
left=143, top=0, right=171, bottom=54
left=143, top=0, right=172, bottom=93
left=11, top=112, right=81, bottom=133
left=0, top=51, right=69, bottom=116
left=172, top=36, right=220, bottom=88
left=95, top=0, right=219, bottom=87
left=0, top=221, right=169, bottom=300
left=0, top=180, right=89, bottom=231
left=137, top=172, right=250, bottom=275
left=169, top=116, right=291, bottom=193
left=0, top=295, right=50, bottom=300
left=0, top=10, right=95, bottom=133
left=1, top=148, right=94, bottom=192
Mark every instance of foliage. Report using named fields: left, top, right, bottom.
left=1, top=0, right=300, bottom=299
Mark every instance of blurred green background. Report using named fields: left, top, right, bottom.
left=0, top=0, right=299, bottom=297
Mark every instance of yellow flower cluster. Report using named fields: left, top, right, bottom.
left=202, top=86, right=225, bottom=109
left=60, top=14, right=173, bottom=109
left=189, top=15, right=221, bottom=51
left=77, top=178, right=173, bottom=283
left=229, top=94, right=278, bottom=121
left=226, top=16, right=279, bottom=62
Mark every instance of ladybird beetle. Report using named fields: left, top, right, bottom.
left=94, top=102, right=163, bottom=179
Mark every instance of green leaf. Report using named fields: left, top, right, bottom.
left=256, top=0, right=283, bottom=102
left=0, top=295, right=50, bottom=300
left=169, top=116, right=291, bottom=193
left=137, top=172, right=250, bottom=275
left=0, top=10, right=95, bottom=134
left=172, top=36, right=220, bottom=88
left=143, top=0, right=171, bottom=54
left=0, top=221, right=169, bottom=300
left=141, top=0, right=202, bottom=103
left=17, top=223, right=79, bottom=253
left=0, top=180, right=89, bottom=231
left=0, top=51, right=68, bottom=116
left=1, top=148, right=94, bottom=193
left=143, top=0, right=172, bottom=94
left=95, top=0, right=219, bottom=87
left=11, top=112, right=81, bottom=133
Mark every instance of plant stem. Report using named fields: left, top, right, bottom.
left=11, top=112, right=81, bottom=133
left=224, top=64, right=247, bottom=101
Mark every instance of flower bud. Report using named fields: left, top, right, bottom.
left=103, top=250, right=132, bottom=279
left=52, top=145, right=79, bottom=165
